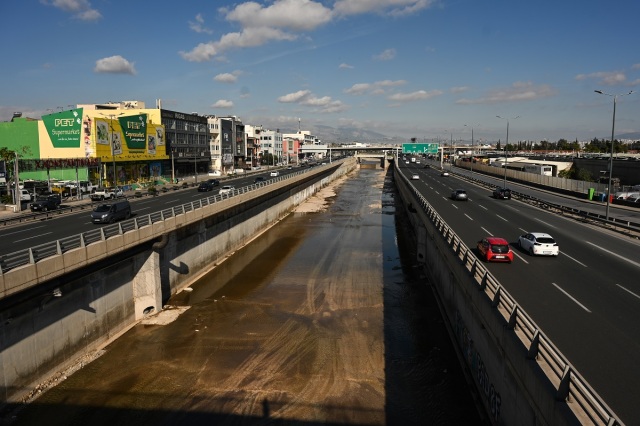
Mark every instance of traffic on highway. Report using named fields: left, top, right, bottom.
left=400, top=157, right=640, bottom=424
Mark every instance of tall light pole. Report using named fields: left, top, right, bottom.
left=594, top=89, right=634, bottom=220
left=464, top=123, right=480, bottom=173
left=496, top=115, right=520, bottom=188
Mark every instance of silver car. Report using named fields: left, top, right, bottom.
left=451, top=189, right=468, bottom=201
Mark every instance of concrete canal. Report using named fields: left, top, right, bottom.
left=5, top=167, right=484, bottom=425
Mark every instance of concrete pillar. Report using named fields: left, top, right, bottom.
left=132, top=246, right=163, bottom=320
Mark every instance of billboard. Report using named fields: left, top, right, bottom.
left=94, top=116, right=168, bottom=161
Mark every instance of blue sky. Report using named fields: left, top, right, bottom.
left=1, top=0, right=639, bottom=144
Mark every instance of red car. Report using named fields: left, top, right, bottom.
left=476, top=237, right=513, bottom=263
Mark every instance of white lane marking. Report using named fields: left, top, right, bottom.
left=552, top=282, right=591, bottom=313
left=15, top=232, right=53, bottom=243
left=464, top=214, right=473, bottom=221
left=512, top=250, right=529, bottom=264
left=1, top=225, right=49, bottom=236
left=534, top=217, right=556, bottom=228
left=616, top=284, right=640, bottom=301
left=496, top=214, right=508, bottom=222
left=478, top=204, right=488, bottom=211
left=586, top=241, right=640, bottom=268
left=481, top=227, right=492, bottom=235
left=560, top=252, right=588, bottom=267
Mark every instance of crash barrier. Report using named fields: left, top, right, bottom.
left=394, top=166, right=623, bottom=426
left=0, top=161, right=347, bottom=296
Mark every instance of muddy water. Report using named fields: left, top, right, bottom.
left=8, top=168, right=483, bottom=425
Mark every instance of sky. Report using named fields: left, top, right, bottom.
left=1, top=0, right=639, bottom=144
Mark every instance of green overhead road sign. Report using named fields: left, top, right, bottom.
left=402, top=143, right=439, bottom=154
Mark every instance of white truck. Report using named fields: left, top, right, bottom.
left=91, top=187, right=123, bottom=200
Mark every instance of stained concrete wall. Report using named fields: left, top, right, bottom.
left=0, top=160, right=356, bottom=406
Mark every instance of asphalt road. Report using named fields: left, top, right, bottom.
left=400, top=160, right=640, bottom=424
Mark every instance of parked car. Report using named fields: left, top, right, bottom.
left=219, top=185, right=235, bottom=195
left=208, top=170, right=222, bottom=177
left=517, top=232, right=559, bottom=256
left=91, top=200, right=132, bottom=224
left=91, top=187, right=123, bottom=200
left=270, top=170, right=280, bottom=177
left=476, top=237, right=513, bottom=263
left=197, top=181, right=215, bottom=192
left=30, top=194, right=61, bottom=212
left=451, top=189, right=468, bottom=201
left=493, top=187, right=512, bottom=199
left=411, top=174, right=419, bottom=180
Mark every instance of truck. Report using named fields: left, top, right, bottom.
left=524, top=164, right=553, bottom=176
left=91, top=187, right=124, bottom=201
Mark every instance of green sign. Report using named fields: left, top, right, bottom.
left=42, top=108, right=83, bottom=148
left=118, top=114, right=147, bottom=150
left=402, top=143, right=439, bottom=154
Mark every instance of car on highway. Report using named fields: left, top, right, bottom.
left=493, top=187, right=512, bottom=199
left=30, top=194, right=61, bottom=212
left=517, top=232, right=559, bottom=256
left=476, top=237, right=513, bottom=263
left=411, top=174, right=419, bottom=180
left=219, top=185, right=235, bottom=195
left=254, top=176, right=266, bottom=183
left=423, top=164, right=430, bottom=169
left=91, top=200, right=131, bottom=224
left=197, top=181, right=215, bottom=192
left=270, top=170, right=279, bottom=177
left=441, top=171, right=450, bottom=177
left=450, top=189, right=468, bottom=201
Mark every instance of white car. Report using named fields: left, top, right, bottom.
left=270, top=171, right=279, bottom=177
left=517, top=232, right=559, bottom=256
left=441, top=171, right=450, bottom=177
left=219, top=185, right=235, bottom=195
left=411, top=174, right=419, bottom=180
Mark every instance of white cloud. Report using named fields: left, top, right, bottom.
left=339, top=63, right=354, bottom=69
left=373, top=48, right=396, bottom=61
left=93, top=55, right=136, bottom=75
left=450, top=86, right=469, bottom=94
left=388, top=89, right=442, bottom=102
left=189, top=13, right=213, bottom=34
left=345, top=80, right=406, bottom=95
left=214, top=73, right=238, bottom=83
left=43, top=0, right=102, bottom=21
left=575, top=71, right=626, bottom=86
left=455, top=81, right=555, bottom=104
left=212, top=99, right=234, bottom=108
left=225, top=0, right=332, bottom=31
left=333, top=0, right=434, bottom=17
left=277, top=90, right=347, bottom=113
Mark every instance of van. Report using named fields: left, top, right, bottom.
left=91, top=199, right=131, bottom=224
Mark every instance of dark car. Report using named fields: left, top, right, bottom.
left=30, top=194, right=61, bottom=212
left=493, top=187, right=512, bottom=199
left=254, top=176, right=266, bottom=183
left=197, top=182, right=215, bottom=192
left=451, top=189, right=468, bottom=201
left=207, top=179, right=220, bottom=187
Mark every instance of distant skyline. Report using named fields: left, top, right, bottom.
left=1, top=0, right=639, bottom=143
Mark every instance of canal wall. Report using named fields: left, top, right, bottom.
left=0, top=160, right=357, bottom=407
left=393, top=166, right=595, bottom=426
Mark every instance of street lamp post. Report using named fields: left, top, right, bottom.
left=594, top=89, right=634, bottom=220
left=496, top=116, right=520, bottom=188
left=464, top=123, right=479, bottom=173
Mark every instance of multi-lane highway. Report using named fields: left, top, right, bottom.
left=400, top=160, right=640, bottom=424
left=0, top=166, right=309, bottom=257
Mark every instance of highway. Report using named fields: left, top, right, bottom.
left=400, top=159, right=640, bottom=424
left=0, top=166, right=309, bottom=257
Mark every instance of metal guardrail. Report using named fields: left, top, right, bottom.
left=400, top=170, right=624, bottom=426
left=0, top=168, right=320, bottom=275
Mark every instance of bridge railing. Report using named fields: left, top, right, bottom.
left=399, top=169, right=623, bottom=426
left=0, top=163, right=345, bottom=275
